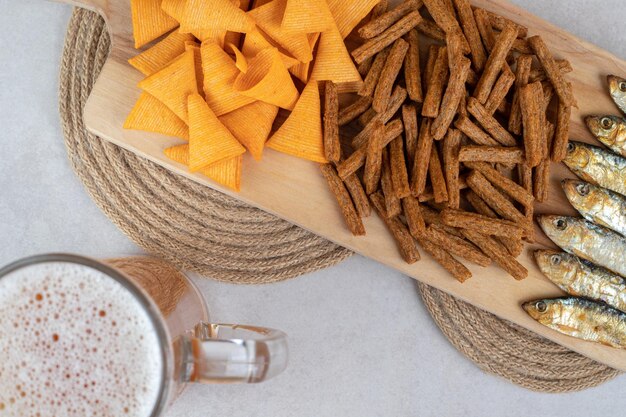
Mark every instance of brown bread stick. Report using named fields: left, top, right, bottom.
left=358, top=107, right=377, bottom=127
left=517, top=162, right=533, bottom=195
left=352, top=87, right=407, bottom=148
left=474, top=8, right=496, bottom=52
left=466, top=170, right=526, bottom=224
left=454, top=115, right=499, bottom=146
left=473, top=22, right=518, bottom=104
left=422, top=47, right=448, bottom=118
left=425, top=224, right=491, bottom=266
left=528, top=35, right=574, bottom=107
left=508, top=54, right=532, bottom=135
left=390, top=136, right=411, bottom=198
left=404, top=29, right=423, bottom=102
left=452, top=0, right=486, bottom=72
left=442, top=129, right=462, bottom=208
left=463, top=161, right=534, bottom=208
left=381, top=148, right=402, bottom=217
left=519, top=81, right=544, bottom=167
left=511, top=38, right=532, bottom=54
left=357, top=0, right=390, bottom=76
left=466, top=97, right=517, bottom=146
left=440, top=208, right=524, bottom=239
left=552, top=98, right=572, bottom=162
left=534, top=122, right=555, bottom=203
left=459, top=145, right=524, bottom=164
left=402, top=196, right=426, bottom=238
left=338, top=96, right=373, bottom=126
left=370, top=192, right=421, bottom=263
left=428, top=145, right=448, bottom=203
left=373, top=38, right=409, bottom=112
left=402, top=104, right=419, bottom=167
left=461, top=229, right=527, bottom=280
left=415, top=234, right=472, bottom=282
left=422, top=0, right=470, bottom=53
left=529, top=59, right=573, bottom=83
left=423, top=45, right=440, bottom=90
left=344, top=173, right=371, bottom=218
left=363, top=120, right=385, bottom=194
left=411, top=118, right=434, bottom=196
left=431, top=56, right=471, bottom=140
left=351, top=11, right=422, bottom=64
left=323, top=81, right=340, bottom=163
left=481, top=8, right=528, bottom=38
left=320, top=164, right=366, bottom=236
left=358, top=48, right=390, bottom=97
left=417, top=19, right=446, bottom=42
left=359, top=0, right=423, bottom=39
left=484, top=65, right=515, bottom=114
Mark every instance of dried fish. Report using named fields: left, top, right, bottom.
left=523, top=297, right=626, bottom=349
left=585, top=115, right=626, bottom=157
left=535, top=249, right=626, bottom=313
left=538, top=215, right=626, bottom=277
left=608, top=74, right=626, bottom=115
left=562, top=179, right=626, bottom=236
left=563, top=141, right=626, bottom=197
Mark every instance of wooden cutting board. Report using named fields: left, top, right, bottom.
left=58, top=0, right=626, bottom=370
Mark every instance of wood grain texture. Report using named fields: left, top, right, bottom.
left=61, top=0, right=626, bottom=370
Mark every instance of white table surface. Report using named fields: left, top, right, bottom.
left=1, top=0, right=625, bottom=416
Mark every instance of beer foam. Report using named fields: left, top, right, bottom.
left=0, top=262, right=164, bottom=417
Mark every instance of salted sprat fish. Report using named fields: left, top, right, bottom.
left=563, top=141, right=626, bottom=196
left=608, top=74, right=626, bottom=115
left=538, top=215, right=626, bottom=277
left=584, top=115, right=626, bottom=157
left=535, top=249, right=626, bottom=312
left=522, top=297, right=626, bottom=349
left=562, top=179, right=626, bottom=236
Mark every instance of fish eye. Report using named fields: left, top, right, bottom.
left=576, top=183, right=590, bottom=196
left=550, top=255, right=561, bottom=266
left=600, top=117, right=614, bottom=130
left=536, top=301, right=547, bottom=313
left=555, top=218, right=568, bottom=230
left=566, top=142, right=575, bottom=153
left=620, top=81, right=626, bottom=92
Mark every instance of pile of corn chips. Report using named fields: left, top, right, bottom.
left=125, top=0, right=383, bottom=191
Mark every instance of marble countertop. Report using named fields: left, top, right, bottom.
left=1, top=1, right=625, bottom=416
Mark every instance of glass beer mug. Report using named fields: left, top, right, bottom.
left=0, top=254, right=288, bottom=417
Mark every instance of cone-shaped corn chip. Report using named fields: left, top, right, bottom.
left=289, top=32, right=320, bottom=83
left=226, top=42, right=249, bottom=73
left=241, top=27, right=300, bottom=68
left=266, top=80, right=327, bottom=162
left=219, top=101, right=278, bottom=160
left=234, top=47, right=300, bottom=109
left=180, top=0, right=255, bottom=34
left=162, top=0, right=229, bottom=44
left=138, top=49, right=197, bottom=123
left=223, top=0, right=251, bottom=46
left=128, top=29, right=194, bottom=75
left=281, top=0, right=334, bottom=33
left=201, top=41, right=255, bottom=115
left=185, top=42, right=204, bottom=96
left=310, top=22, right=362, bottom=88
left=326, top=0, right=380, bottom=39
left=131, top=0, right=178, bottom=49
left=124, top=92, right=189, bottom=139
left=248, top=0, right=313, bottom=63
left=187, top=93, right=246, bottom=171
left=164, top=144, right=242, bottom=191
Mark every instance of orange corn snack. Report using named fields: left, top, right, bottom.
left=128, top=29, right=194, bottom=76
left=187, top=93, right=246, bottom=171
left=248, top=0, right=313, bottom=63
left=200, top=41, right=255, bottom=116
left=234, top=47, right=300, bottom=110
left=164, top=144, right=243, bottom=191
left=226, top=42, right=249, bottom=73
left=266, top=80, right=327, bottom=163
left=241, top=28, right=300, bottom=68
left=180, top=0, right=255, bottom=34
left=124, top=92, right=189, bottom=140
left=289, top=33, right=320, bottom=83
left=130, top=0, right=178, bottom=49
left=185, top=42, right=204, bottom=97
left=281, top=0, right=334, bottom=33
left=326, top=0, right=381, bottom=39
left=138, top=49, right=197, bottom=123
left=219, top=101, right=278, bottom=160
left=310, top=22, right=362, bottom=90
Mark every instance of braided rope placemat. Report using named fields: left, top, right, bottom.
left=58, top=8, right=620, bottom=392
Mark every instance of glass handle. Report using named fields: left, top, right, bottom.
left=175, top=323, right=288, bottom=384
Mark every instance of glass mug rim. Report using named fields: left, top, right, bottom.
left=0, top=253, right=174, bottom=417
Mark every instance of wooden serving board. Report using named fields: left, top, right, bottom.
left=58, top=0, right=626, bottom=370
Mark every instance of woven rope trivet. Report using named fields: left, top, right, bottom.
left=58, top=8, right=620, bottom=392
